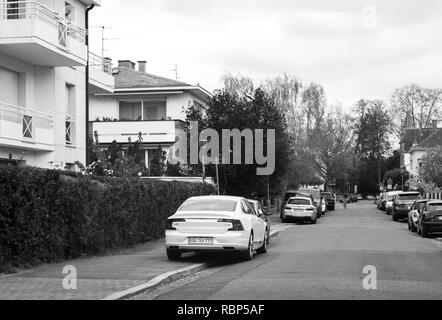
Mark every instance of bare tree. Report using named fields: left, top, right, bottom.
left=391, top=84, right=442, bottom=134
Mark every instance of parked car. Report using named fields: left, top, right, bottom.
left=378, top=192, right=387, bottom=211
left=392, top=191, right=421, bottom=221
left=281, top=196, right=318, bottom=224
left=350, top=193, right=358, bottom=202
left=322, top=192, right=336, bottom=211
left=357, top=194, right=363, bottom=200
left=281, top=190, right=315, bottom=218
left=248, top=199, right=271, bottom=245
left=165, top=196, right=268, bottom=261
left=408, top=199, right=429, bottom=232
left=298, top=188, right=324, bottom=216
left=385, top=191, right=401, bottom=215
left=417, top=200, right=442, bottom=237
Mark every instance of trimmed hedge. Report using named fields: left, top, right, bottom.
left=0, top=165, right=215, bottom=271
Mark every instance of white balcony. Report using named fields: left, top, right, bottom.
left=0, top=101, right=54, bottom=151
left=92, top=120, right=185, bottom=145
left=89, top=52, right=114, bottom=93
left=0, top=1, right=87, bottom=66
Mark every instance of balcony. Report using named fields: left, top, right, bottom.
left=0, top=101, right=54, bottom=151
left=0, top=1, right=87, bottom=66
left=92, top=120, right=186, bottom=145
left=89, top=52, right=114, bottom=93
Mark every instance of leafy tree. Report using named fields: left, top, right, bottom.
left=421, top=147, right=442, bottom=187
left=354, top=99, right=392, bottom=187
left=149, top=147, right=166, bottom=176
left=186, top=87, right=290, bottom=197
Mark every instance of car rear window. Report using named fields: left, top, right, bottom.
left=288, top=199, right=311, bottom=205
left=397, top=194, right=420, bottom=200
left=180, top=199, right=238, bottom=212
left=428, top=203, right=442, bottom=211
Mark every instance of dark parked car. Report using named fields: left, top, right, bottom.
left=392, top=191, right=421, bottom=221
left=417, top=200, right=442, bottom=237
left=322, top=192, right=335, bottom=211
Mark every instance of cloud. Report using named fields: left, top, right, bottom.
left=89, top=0, right=442, bottom=107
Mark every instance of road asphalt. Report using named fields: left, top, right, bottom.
left=132, top=201, right=442, bottom=300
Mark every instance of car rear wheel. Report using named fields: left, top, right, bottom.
left=240, top=233, right=254, bottom=261
left=421, top=224, right=429, bottom=238
left=256, top=233, right=268, bottom=254
left=166, top=248, right=182, bottom=261
left=392, top=214, right=398, bottom=221
left=311, top=217, right=317, bottom=224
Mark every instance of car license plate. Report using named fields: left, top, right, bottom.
left=188, top=237, right=213, bottom=245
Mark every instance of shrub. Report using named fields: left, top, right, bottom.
left=0, top=165, right=215, bottom=271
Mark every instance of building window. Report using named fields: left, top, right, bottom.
left=22, top=114, right=33, bottom=138
left=65, top=118, right=73, bottom=144
left=143, top=100, right=166, bottom=120
left=119, top=101, right=142, bottom=120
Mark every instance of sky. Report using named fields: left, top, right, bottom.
left=89, top=0, right=442, bottom=108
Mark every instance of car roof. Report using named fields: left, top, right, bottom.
left=288, top=196, right=312, bottom=201
left=186, top=195, right=243, bottom=201
left=387, top=191, right=401, bottom=195
left=427, top=200, right=442, bottom=204
left=398, top=191, right=420, bottom=195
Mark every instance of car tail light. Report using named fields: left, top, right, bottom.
left=165, top=218, right=185, bottom=230
left=218, top=219, right=244, bottom=231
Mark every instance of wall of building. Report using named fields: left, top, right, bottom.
left=0, top=53, right=86, bottom=168
left=409, top=150, right=427, bottom=178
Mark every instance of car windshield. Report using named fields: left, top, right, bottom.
left=428, top=203, right=442, bottom=211
left=397, top=194, right=420, bottom=200
left=298, top=189, right=320, bottom=199
left=288, top=199, right=311, bottom=205
left=418, top=202, right=427, bottom=210
left=180, top=199, right=238, bottom=211
left=284, top=192, right=308, bottom=201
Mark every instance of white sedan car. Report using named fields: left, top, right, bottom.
left=165, top=196, right=268, bottom=261
left=281, top=196, right=318, bottom=224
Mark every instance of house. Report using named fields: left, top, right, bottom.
left=0, top=0, right=113, bottom=169
left=400, top=112, right=441, bottom=173
left=89, top=60, right=212, bottom=169
left=408, top=128, right=442, bottom=178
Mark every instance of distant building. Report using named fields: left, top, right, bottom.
left=408, top=128, right=442, bottom=178
left=400, top=112, right=441, bottom=174
left=0, top=0, right=112, bottom=169
left=89, top=60, right=212, bottom=169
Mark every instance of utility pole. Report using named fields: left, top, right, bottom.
left=172, top=64, right=179, bottom=80
left=91, top=26, right=119, bottom=59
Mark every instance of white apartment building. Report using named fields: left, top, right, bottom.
left=0, top=0, right=113, bottom=169
left=90, top=60, right=212, bottom=169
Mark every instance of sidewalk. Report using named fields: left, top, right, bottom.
left=0, top=224, right=288, bottom=300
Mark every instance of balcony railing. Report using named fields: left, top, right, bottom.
left=0, top=1, right=86, bottom=45
left=0, top=101, right=54, bottom=144
left=89, top=51, right=112, bottom=74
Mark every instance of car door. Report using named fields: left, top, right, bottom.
left=242, top=200, right=265, bottom=242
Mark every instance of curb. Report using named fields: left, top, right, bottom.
left=103, top=229, right=282, bottom=300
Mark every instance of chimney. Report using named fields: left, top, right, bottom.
left=118, top=60, right=135, bottom=70
left=138, top=60, right=147, bottom=73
